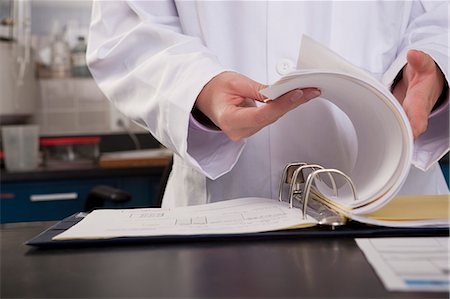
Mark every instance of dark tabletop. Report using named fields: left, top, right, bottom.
left=1, top=221, right=448, bottom=299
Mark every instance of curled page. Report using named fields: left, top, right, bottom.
left=260, top=36, right=413, bottom=215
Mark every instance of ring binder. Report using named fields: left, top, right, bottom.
left=278, top=162, right=358, bottom=227
left=38, top=163, right=449, bottom=243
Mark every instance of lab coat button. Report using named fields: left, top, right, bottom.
left=276, top=59, right=295, bottom=75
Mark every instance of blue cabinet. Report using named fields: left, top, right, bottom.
left=440, top=161, right=449, bottom=188
left=1, top=170, right=163, bottom=223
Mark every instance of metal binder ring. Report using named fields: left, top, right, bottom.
left=278, top=162, right=307, bottom=203
left=302, top=169, right=357, bottom=219
left=288, top=164, right=338, bottom=208
left=288, top=165, right=321, bottom=208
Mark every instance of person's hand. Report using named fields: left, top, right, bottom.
left=195, top=72, right=321, bottom=141
left=392, top=50, right=445, bottom=140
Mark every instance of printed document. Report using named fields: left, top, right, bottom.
left=356, top=237, right=449, bottom=292
left=53, top=197, right=317, bottom=240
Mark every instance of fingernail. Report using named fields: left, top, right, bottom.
left=304, top=89, right=321, bottom=101
left=289, top=89, right=304, bottom=103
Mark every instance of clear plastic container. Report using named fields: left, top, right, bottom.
left=1, top=125, right=40, bottom=171
left=40, top=136, right=100, bottom=168
left=50, top=31, right=71, bottom=78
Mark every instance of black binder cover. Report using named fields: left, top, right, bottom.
left=26, top=213, right=449, bottom=248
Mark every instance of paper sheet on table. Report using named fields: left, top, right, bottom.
left=53, top=197, right=317, bottom=240
left=356, top=237, right=450, bottom=292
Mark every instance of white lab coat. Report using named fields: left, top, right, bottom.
left=87, top=1, right=449, bottom=208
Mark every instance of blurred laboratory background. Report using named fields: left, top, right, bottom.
left=0, top=0, right=172, bottom=224
left=1, top=0, right=139, bottom=135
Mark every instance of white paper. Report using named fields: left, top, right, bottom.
left=297, top=35, right=374, bottom=83
left=356, top=238, right=450, bottom=292
left=53, top=197, right=317, bottom=240
left=260, top=36, right=413, bottom=215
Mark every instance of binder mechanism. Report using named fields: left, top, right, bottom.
left=278, top=162, right=357, bottom=228
left=26, top=161, right=449, bottom=247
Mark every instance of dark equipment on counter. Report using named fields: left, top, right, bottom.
left=84, top=156, right=173, bottom=212
left=84, top=185, right=131, bottom=212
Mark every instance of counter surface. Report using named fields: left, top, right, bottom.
left=1, top=220, right=447, bottom=299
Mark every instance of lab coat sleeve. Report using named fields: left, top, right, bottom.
left=86, top=0, right=245, bottom=180
left=382, top=0, right=449, bottom=171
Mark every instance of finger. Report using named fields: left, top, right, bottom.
left=226, top=74, right=268, bottom=103
left=228, top=88, right=320, bottom=131
left=224, top=88, right=321, bottom=140
left=257, top=88, right=321, bottom=124
left=406, top=50, right=434, bottom=74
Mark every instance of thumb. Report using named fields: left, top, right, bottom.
left=229, top=74, right=268, bottom=102
left=406, top=50, right=434, bottom=73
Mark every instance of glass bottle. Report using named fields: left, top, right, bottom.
left=71, top=36, right=90, bottom=77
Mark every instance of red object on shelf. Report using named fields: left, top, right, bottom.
left=40, top=137, right=101, bottom=146
left=39, top=136, right=101, bottom=168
